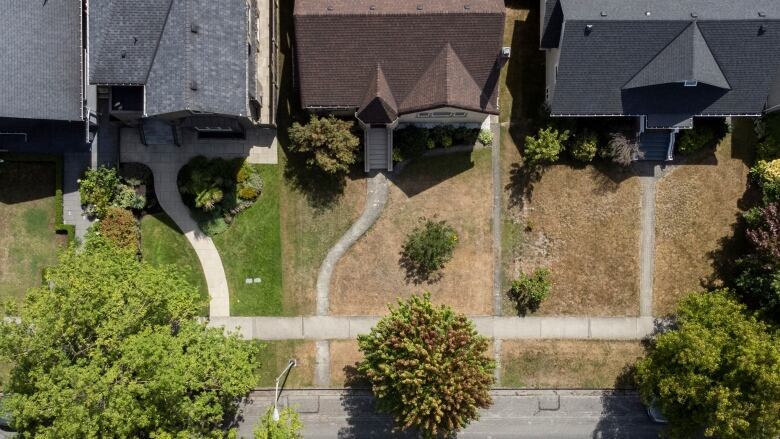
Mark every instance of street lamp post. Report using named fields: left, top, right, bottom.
left=272, top=359, right=297, bottom=422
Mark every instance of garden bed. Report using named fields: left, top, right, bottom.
left=500, top=340, right=643, bottom=389
left=653, top=118, right=755, bottom=315
left=330, top=149, right=493, bottom=316
left=0, top=160, right=65, bottom=304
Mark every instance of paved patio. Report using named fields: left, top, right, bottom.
left=120, top=126, right=278, bottom=317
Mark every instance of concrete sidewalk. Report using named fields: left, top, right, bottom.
left=209, top=315, right=658, bottom=341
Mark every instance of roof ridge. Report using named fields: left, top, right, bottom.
left=144, top=0, right=176, bottom=84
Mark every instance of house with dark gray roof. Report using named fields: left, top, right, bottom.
left=541, top=0, right=780, bottom=160
left=294, top=0, right=506, bottom=171
left=89, top=0, right=272, bottom=145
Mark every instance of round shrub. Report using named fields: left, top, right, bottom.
left=113, top=184, right=146, bottom=210
left=401, top=218, right=458, bottom=278
left=677, top=126, right=716, bottom=154
left=96, top=207, right=139, bottom=252
left=570, top=131, right=598, bottom=162
left=750, top=159, right=780, bottom=203
left=477, top=129, right=494, bottom=146
left=288, top=114, right=359, bottom=174
left=236, top=164, right=263, bottom=201
left=394, top=125, right=429, bottom=159
left=200, top=217, right=228, bottom=236
left=508, top=268, right=551, bottom=315
left=524, top=127, right=570, bottom=166
left=79, top=166, right=121, bottom=219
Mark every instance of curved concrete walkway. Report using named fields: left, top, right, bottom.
left=119, top=127, right=278, bottom=317
left=315, top=172, right=389, bottom=315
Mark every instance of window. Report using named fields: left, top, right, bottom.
left=555, top=64, right=558, bottom=79
left=684, top=80, right=698, bottom=87
left=432, top=112, right=453, bottom=117
left=453, top=112, right=467, bottom=117
left=417, top=113, right=431, bottom=118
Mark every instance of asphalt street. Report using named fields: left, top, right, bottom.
left=237, top=389, right=663, bottom=438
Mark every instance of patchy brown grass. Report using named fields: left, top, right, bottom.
left=330, top=340, right=363, bottom=387
left=280, top=170, right=365, bottom=315
left=330, top=150, right=494, bottom=316
left=503, top=160, right=643, bottom=316
left=653, top=119, right=756, bottom=315
left=501, top=340, right=644, bottom=389
left=256, top=340, right=316, bottom=388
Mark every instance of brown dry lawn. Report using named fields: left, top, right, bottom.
left=330, top=340, right=363, bottom=387
left=330, top=149, right=494, bottom=316
left=503, top=148, right=643, bottom=316
left=501, top=340, right=644, bottom=389
left=256, top=340, right=316, bottom=388
left=280, top=171, right=365, bottom=315
left=653, top=119, right=755, bottom=315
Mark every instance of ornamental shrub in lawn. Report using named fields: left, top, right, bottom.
left=508, top=268, right=551, bottom=315
left=401, top=218, right=458, bottom=280
left=524, top=127, right=570, bottom=166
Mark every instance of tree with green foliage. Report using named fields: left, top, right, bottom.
left=357, top=294, right=495, bottom=438
left=96, top=206, right=140, bottom=253
left=0, top=237, right=259, bottom=437
left=79, top=166, right=121, bottom=218
left=288, top=115, right=360, bottom=174
left=524, top=127, right=570, bottom=166
left=635, top=291, right=780, bottom=439
left=508, top=268, right=551, bottom=315
left=400, top=218, right=458, bottom=281
left=254, top=406, right=303, bottom=439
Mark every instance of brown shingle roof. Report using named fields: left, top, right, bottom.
left=294, top=0, right=504, bottom=118
left=357, top=65, right=398, bottom=124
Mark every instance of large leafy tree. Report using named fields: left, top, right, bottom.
left=288, top=115, right=359, bottom=174
left=0, top=238, right=259, bottom=437
left=635, top=291, right=780, bottom=439
left=357, top=293, right=494, bottom=438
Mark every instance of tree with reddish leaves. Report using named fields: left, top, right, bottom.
left=746, top=203, right=780, bottom=262
left=357, top=293, right=494, bottom=438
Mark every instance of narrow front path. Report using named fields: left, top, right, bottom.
left=638, top=163, right=657, bottom=317
left=315, top=172, right=389, bottom=315
left=209, top=315, right=658, bottom=341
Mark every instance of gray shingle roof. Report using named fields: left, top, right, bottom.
left=294, top=0, right=504, bottom=117
left=623, top=22, right=730, bottom=91
left=545, top=0, right=780, bottom=117
left=769, top=68, right=780, bottom=112
left=0, top=0, right=83, bottom=121
left=90, top=0, right=250, bottom=118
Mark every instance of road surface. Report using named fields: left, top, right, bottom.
left=237, top=389, right=663, bottom=438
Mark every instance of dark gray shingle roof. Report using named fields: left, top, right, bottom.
left=550, top=18, right=780, bottom=116
left=0, top=0, right=83, bottom=121
left=90, top=0, right=250, bottom=118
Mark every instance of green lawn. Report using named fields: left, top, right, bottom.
left=213, top=165, right=284, bottom=316
left=0, top=161, right=64, bottom=305
left=140, top=212, right=209, bottom=314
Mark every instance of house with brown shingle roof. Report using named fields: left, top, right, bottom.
left=294, top=0, right=506, bottom=171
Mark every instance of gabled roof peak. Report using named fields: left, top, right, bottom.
left=623, top=21, right=730, bottom=91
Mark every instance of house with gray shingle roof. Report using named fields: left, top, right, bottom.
left=89, top=0, right=272, bottom=144
left=0, top=0, right=85, bottom=123
left=541, top=0, right=780, bottom=160
left=294, top=0, right=506, bottom=171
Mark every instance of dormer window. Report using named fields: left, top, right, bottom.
left=683, top=80, right=698, bottom=87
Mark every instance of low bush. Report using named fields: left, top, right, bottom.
left=79, top=166, right=121, bottom=218
left=524, top=127, right=570, bottom=166
left=113, top=184, right=146, bottom=210
left=750, top=159, right=780, bottom=203
left=570, top=130, right=598, bottom=162
left=394, top=125, right=430, bottom=161
left=97, top=207, right=140, bottom=253
left=508, top=268, right=551, bottom=315
left=177, top=157, right=262, bottom=236
left=756, top=114, right=780, bottom=161
left=676, top=120, right=727, bottom=154
left=401, top=218, right=458, bottom=280
left=478, top=129, right=494, bottom=146
left=605, top=132, right=641, bottom=166
left=288, top=114, right=360, bottom=174
left=393, top=125, right=482, bottom=161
